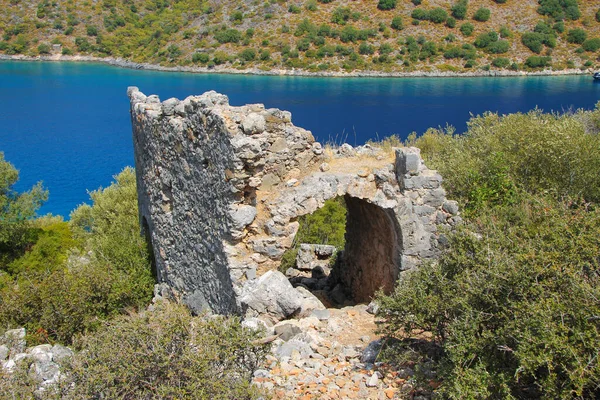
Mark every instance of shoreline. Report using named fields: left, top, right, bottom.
left=0, top=54, right=594, bottom=79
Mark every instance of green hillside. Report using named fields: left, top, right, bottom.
left=1, top=0, right=600, bottom=74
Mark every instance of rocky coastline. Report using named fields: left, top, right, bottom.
left=0, top=54, right=593, bottom=79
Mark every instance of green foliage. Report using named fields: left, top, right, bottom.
left=288, top=4, right=301, bottom=14
left=451, top=0, right=468, bottom=20
left=446, top=17, right=456, bottom=28
left=491, top=57, right=510, bottom=68
left=54, top=302, right=267, bottom=399
left=473, top=31, right=498, bottom=48
left=0, top=168, right=154, bottom=344
left=0, top=153, right=47, bottom=268
left=214, top=28, right=241, bottom=44
left=381, top=106, right=600, bottom=397
left=582, top=38, right=600, bottom=52
left=473, top=7, right=490, bottom=22
left=390, top=16, right=404, bottom=30
left=192, top=52, right=209, bottom=63
left=537, top=0, right=580, bottom=21
left=460, top=22, right=474, bottom=36
left=429, top=8, right=448, bottom=24
left=8, top=217, right=75, bottom=275
left=567, top=28, right=587, bottom=44
left=332, top=7, right=352, bottom=25
left=521, top=32, right=549, bottom=53
left=280, top=197, right=346, bottom=271
left=238, top=48, right=256, bottom=61
left=305, top=0, right=317, bottom=12
left=499, top=25, right=511, bottom=38
left=377, top=0, right=396, bottom=11
left=37, top=43, right=50, bottom=54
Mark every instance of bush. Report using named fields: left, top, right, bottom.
left=499, top=25, right=511, bottom=38
left=428, top=8, right=448, bottom=23
left=538, top=0, right=580, bottom=21
left=56, top=303, right=268, bottom=399
left=583, top=38, right=600, bottom=52
left=460, top=22, right=474, bottom=36
left=391, top=16, right=404, bottom=30
left=567, top=28, right=587, bottom=44
left=37, top=43, right=50, bottom=54
left=238, top=48, right=256, bottom=61
left=86, top=25, right=98, bottom=36
left=411, top=8, right=428, bottom=21
left=192, top=52, right=209, bottom=63
left=522, top=32, right=545, bottom=53
left=491, top=57, right=510, bottom=68
left=451, top=0, right=468, bottom=20
left=380, top=107, right=600, bottom=397
left=487, top=40, right=509, bottom=54
left=0, top=168, right=155, bottom=344
left=525, top=55, right=551, bottom=68
left=288, top=4, right=301, bottom=13
left=474, top=31, right=498, bottom=48
left=214, top=29, right=241, bottom=44
left=446, top=17, right=456, bottom=28
left=473, top=7, right=490, bottom=22
left=377, top=0, right=397, bottom=10
left=332, top=7, right=351, bottom=25
left=306, top=0, right=317, bottom=11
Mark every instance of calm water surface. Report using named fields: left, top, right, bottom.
left=1, top=60, right=599, bottom=216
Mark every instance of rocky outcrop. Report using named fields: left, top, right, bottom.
left=128, top=88, right=459, bottom=315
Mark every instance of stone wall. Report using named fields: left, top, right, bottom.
left=128, top=88, right=460, bottom=315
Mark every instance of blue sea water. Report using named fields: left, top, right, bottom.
left=1, top=60, right=599, bottom=217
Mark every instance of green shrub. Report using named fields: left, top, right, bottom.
left=238, top=48, right=256, bottom=61
left=306, top=0, right=317, bottom=11
left=474, top=31, right=498, bottom=48
left=380, top=107, right=600, bottom=397
left=359, top=42, right=374, bottom=55
left=521, top=32, right=545, bottom=53
left=583, top=38, right=600, bottom=52
left=446, top=17, right=456, bottom=28
left=491, top=57, right=510, bottom=68
left=487, top=40, right=509, bottom=54
left=192, top=52, right=209, bottom=63
left=499, top=25, right=511, bottom=38
left=86, top=25, right=98, bottom=36
left=428, top=8, right=448, bottom=24
left=538, top=0, right=580, bottom=21
left=214, top=29, right=241, bottom=44
left=473, top=7, right=490, bottom=22
left=391, top=16, right=404, bottom=30
left=451, top=0, right=468, bottom=20
left=525, top=55, right=551, bottom=68
left=288, top=4, right=301, bottom=13
left=37, top=43, right=50, bottom=54
left=55, top=302, right=268, bottom=399
left=377, top=0, right=397, bottom=11
left=411, top=8, right=428, bottom=21
left=567, top=28, right=587, bottom=44
left=332, top=7, right=352, bottom=25
left=460, top=22, right=474, bottom=36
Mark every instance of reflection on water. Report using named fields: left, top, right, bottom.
left=0, top=61, right=599, bottom=216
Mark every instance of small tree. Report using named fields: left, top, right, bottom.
left=391, top=16, right=404, bottom=30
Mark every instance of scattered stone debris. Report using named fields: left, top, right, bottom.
left=0, top=328, right=73, bottom=391
left=250, top=304, right=434, bottom=399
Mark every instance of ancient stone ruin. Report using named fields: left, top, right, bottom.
left=128, top=87, right=460, bottom=316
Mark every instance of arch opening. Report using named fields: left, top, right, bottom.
left=282, top=195, right=400, bottom=306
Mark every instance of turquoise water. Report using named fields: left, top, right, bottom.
left=1, top=60, right=599, bottom=217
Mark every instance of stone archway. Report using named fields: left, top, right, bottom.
left=128, top=88, right=461, bottom=315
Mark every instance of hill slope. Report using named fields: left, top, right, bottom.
left=1, top=0, right=600, bottom=74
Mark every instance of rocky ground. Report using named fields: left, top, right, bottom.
left=250, top=303, right=433, bottom=400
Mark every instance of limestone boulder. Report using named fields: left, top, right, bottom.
left=239, top=271, right=304, bottom=322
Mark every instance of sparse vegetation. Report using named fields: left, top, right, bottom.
left=0, top=0, right=597, bottom=73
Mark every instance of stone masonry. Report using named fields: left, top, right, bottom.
left=128, top=88, right=460, bottom=314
